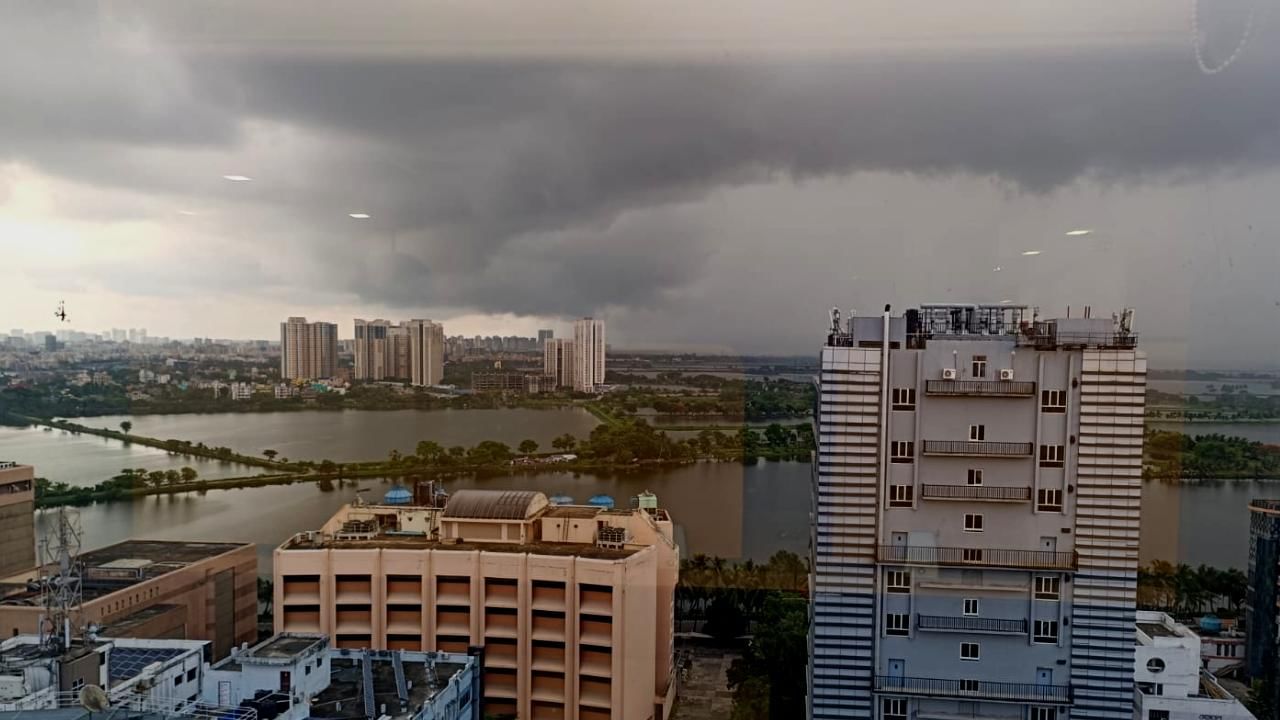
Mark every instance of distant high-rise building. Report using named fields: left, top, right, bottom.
left=43, top=335, right=57, bottom=352
left=572, top=317, right=606, bottom=392
left=353, top=318, right=393, bottom=380
left=280, top=317, right=338, bottom=380
left=543, top=338, right=575, bottom=388
left=538, top=329, right=554, bottom=347
left=111, top=328, right=127, bottom=342
left=809, top=303, right=1145, bottom=720
left=407, top=319, right=445, bottom=386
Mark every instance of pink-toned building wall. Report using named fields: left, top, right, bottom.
left=274, top=501, right=678, bottom=720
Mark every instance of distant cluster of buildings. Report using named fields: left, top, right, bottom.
left=542, top=317, right=606, bottom=393
left=352, top=319, right=445, bottom=386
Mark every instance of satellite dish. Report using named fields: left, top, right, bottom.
left=80, top=685, right=110, bottom=712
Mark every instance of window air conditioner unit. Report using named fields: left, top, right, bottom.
left=942, top=368, right=958, bottom=380
left=999, top=368, right=1015, bottom=381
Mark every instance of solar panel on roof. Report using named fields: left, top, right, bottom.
left=109, top=647, right=187, bottom=683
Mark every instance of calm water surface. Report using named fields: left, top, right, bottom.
left=37, top=462, right=812, bottom=575
left=67, top=407, right=599, bottom=462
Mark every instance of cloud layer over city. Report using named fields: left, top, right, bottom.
left=3, top=0, right=1278, bottom=365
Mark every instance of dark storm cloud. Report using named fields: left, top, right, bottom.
left=3, top=1, right=1280, bottom=320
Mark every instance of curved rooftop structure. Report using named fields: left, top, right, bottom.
left=443, top=489, right=548, bottom=520
left=383, top=485, right=412, bottom=505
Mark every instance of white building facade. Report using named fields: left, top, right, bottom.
left=572, top=318, right=606, bottom=393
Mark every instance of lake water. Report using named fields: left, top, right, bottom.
left=0, top=424, right=262, bottom=486
left=36, top=462, right=813, bottom=576
left=10, top=410, right=1280, bottom=575
left=63, top=408, right=601, bottom=464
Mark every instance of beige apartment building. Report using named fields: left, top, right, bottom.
left=572, top=318, right=606, bottom=393
left=0, top=463, right=35, bottom=579
left=280, top=316, right=339, bottom=380
left=274, top=488, right=679, bottom=720
left=406, top=319, right=445, bottom=386
left=0, top=540, right=257, bottom=659
left=543, top=338, right=575, bottom=389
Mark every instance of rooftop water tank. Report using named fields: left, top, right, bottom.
left=636, top=490, right=658, bottom=510
left=1199, top=615, right=1223, bottom=634
left=383, top=485, right=412, bottom=505
left=549, top=494, right=574, bottom=505
left=587, top=494, right=615, bottom=509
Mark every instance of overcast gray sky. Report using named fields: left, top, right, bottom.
left=3, top=0, right=1278, bottom=367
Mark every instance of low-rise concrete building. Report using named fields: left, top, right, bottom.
left=0, top=463, right=35, bottom=579
left=0, top=540, right=257, bottom=660
left=205, top=634, right=478, bottom=720
left=274, top=488, right=679, bottom=720
left=1133, top=611, right=1256, bottom=720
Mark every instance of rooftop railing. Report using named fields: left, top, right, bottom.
left=877, top=544, right=1076, bottom=570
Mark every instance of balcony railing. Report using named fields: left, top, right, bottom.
left=925, top=380, right=1036, bottom=397
left=922, top=440, right=1033, bottom=457
left=920, top=484, right=1031, bottom=502
left=877, top=544, right=1076, bottom=570
left=916, top=614, right=1028, bottom=635
left=874, top=676, right=1072, bottom=704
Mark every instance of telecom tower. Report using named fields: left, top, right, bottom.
left=38, top=507, right=83, bottom=653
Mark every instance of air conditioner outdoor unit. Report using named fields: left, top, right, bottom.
left=942, top=368, right=958, bottom=380
left=999, top=368, right=1015, bottom=380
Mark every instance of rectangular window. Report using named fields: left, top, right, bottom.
left=886, top=570, right=911, bottom=593
left=1149, top=710, right=1170, bottom=720
left=890, top=441, right=914, bottom=464
left=969, top=424, right=986, bottom=441
left=889, top=484, right=914, bottom=507
left=964, top=513, right=984, bottom=532
left=971, top=355, right=987, bottom=378
left=885, top=613, right=910, bottom=636
left=1041, top=389, right=1066, bottom=412
left=1034, top=576, right=1061, bottom=600
left=966, top=468, right=983, bottom=486
left=882, top=698, right=908, bottom=720
left=962, top=598, right=979, bottom=616
left=1039, top=444, right=1064, bottom=467
left=960, top=642, right=980, bottom=661
left=1033, top=620, right=1059, bottom=643
left=186, top=668, right=196, bottom=682
left=892, top=387, right=916, bottom=410
left=959, top=679, right=980, bottom=692
left=1037, top=488, right=1063, bottom=511
left=962, top=548, right=984, bottom=563
left=174, top=676, right=182, bottom=688
left=1031, top=708, right=1056, bottom=720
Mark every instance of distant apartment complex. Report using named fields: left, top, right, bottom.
left=0, top=463, right=35, bottom=579
left=0, top=540, right=257, bottom=659
left=1246, top=499, right=1280, bottom=711
left=353, top=319, right=444, bottom=386
left=543, top=338, right=575, bottom=388
left=274, top=487, right=679, bottom=720
left=572, top=318, right=606, bottom=393
left=280, top=317, right=338, bottom=380
left=538, top=329, right=555, bottom=347
left=809, top=304, right=1146, bottom=720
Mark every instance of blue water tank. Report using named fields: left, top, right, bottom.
left=1199, top=615, right=1223, bottom=634
left=383, top=485, right=412, bottom=505
left=549, top=494, right=574, bottom=505
left=587, top=494, right=615, bottom=509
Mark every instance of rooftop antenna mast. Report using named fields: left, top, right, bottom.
left=38, top=507, right=83, bottom=653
